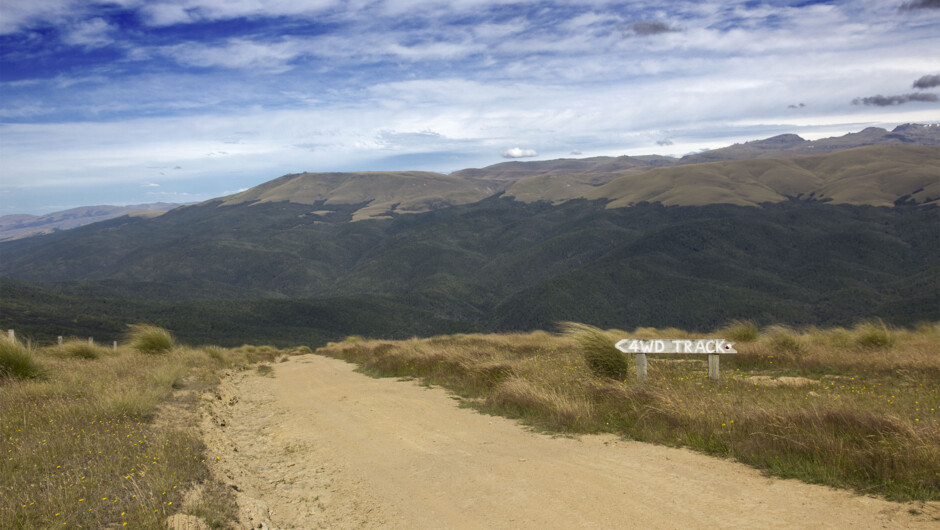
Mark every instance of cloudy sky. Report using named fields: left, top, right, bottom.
left=1, top=0, right=939, bottom=214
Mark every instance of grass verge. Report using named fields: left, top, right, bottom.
left=1, top=329, right=302, bottom=528
left=316, top=322, right=940, bottom=503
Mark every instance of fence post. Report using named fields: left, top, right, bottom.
left=58, top=336, right=63, bottom=346
left=708, top=354, right=720, bottom=380
left=7, top=329, right=13, bottom=341
left=88, top=337, right=94, bottom=345
left=636, top=353, right=648, bottom=381
left=113, top=341, right=118, bottom=351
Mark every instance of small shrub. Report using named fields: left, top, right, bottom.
left=722, top=319, right=760, bottom=343
left=0, top=337, right=44, bottom=380
left=560, top=322, right=629, bottom=380
left=256, top=364, right=273, bottom=376
left=292, top=345, right=313, bottom=355
left=126, top=324, right=176, bottom=354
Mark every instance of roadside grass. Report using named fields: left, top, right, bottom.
left=0, top=331, right=301, bottom=529
left=317, top=322, right=940, bottom=502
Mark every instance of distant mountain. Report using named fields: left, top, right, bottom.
left=584, top=145, right=939, bottom=208
left=209, top=127, right=939, bottom=221
left=1, top=125, right=937, bottom=346
left=218, top=171, right=493, bottom=221
left=678, top=123, right=940, bottom=164
left=0, top=203, right=184, bottom=242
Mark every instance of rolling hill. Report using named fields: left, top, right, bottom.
left=209, top=142, right=938, bottom=221
left=0, top=126, right=937, bottom=345
left=584, top=145, right=940, bottom=207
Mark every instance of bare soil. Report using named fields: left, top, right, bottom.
left=201, top=354, right=939, bottom=529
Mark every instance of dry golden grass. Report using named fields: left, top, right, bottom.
left=0, top=336, right=44, bottom=380
left=0, top=331, right=304, bottom=528
left=585, top=145, right=940, bottom=208
left=56, top=338, right=114, bottom=360
left=318, top=322, right=940, bottom=502
left=125, top=323, right=177, bottom=354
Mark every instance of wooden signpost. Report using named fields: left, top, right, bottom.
left=615, top=339, right=737, bottom=381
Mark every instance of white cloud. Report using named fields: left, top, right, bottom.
left=472, top=20, right=527, bottom=40
left=0, top=0, right=79, bottom=34
left=156, top=38, right=303, bottom=71
left=62, top=17, right=114, bottom=48
left=140, top=3, right=196, bottom=26
left=385, top=39, right=483, bottom=60
left=501, top=147, right=537, bottom=158
left=138, top=0, right=339, bottom=26
left=3, top=0, right=940, bottom=213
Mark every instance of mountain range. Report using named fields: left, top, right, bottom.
left=0, top=203, right=184, bottom=242
left=0, top=124, right=937, bottom=346
left=217, top=124, right=940, bottom=221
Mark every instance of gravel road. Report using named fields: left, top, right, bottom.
left=201, top=354, right=938, bottom=529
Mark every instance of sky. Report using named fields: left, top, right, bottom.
left=1, top=0, right=939, bottom=215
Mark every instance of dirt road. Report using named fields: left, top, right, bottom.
left=201, top=354, right=938, bottom=529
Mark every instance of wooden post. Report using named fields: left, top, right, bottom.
left=88, top=337, right=94, bottom=345
left=636, top=353, right=648, bottom=381
left=708, top=354, right=720, bottom=380
left=7, top=329, right=13, bottom=341
left=113, top=341, right=118, bottom=351
left=58, top=336, right=63, bottom=346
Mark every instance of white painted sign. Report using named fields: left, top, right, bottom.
left=615, top=339, right=737, bottom=354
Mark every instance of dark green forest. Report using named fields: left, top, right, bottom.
left=1, top=196, right=937, bottom=346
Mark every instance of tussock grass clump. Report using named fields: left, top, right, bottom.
left=151, top=364, right=186, bottom=391
left=0, top=337, right=43, bottom=380
left=721, top=319, right=760, bottom=343
left=316, top=321, right=940, bottom=502
left=488, top=377, right=593, bottom=430
left=201, top=345, right=228, bottom=366
left=852, top=320, right=897, bottom=349
left=763, top=325, right=808, bottom=357
left=560, top=322, right=629, bottom=380
left=804, top=326, right=853, bottom=348
left=914, top=321, right=940, bottom=341
left=59, top=339, right=111, bottom=360
left=126, top=323, right=176, bottom=354
left=97, top=386, right=165, bottom=419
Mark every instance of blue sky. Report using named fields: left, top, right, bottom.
left=1, top=0, right=939, bottom=214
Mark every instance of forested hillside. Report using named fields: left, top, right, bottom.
left=2, top=197, right=935, bottom=345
